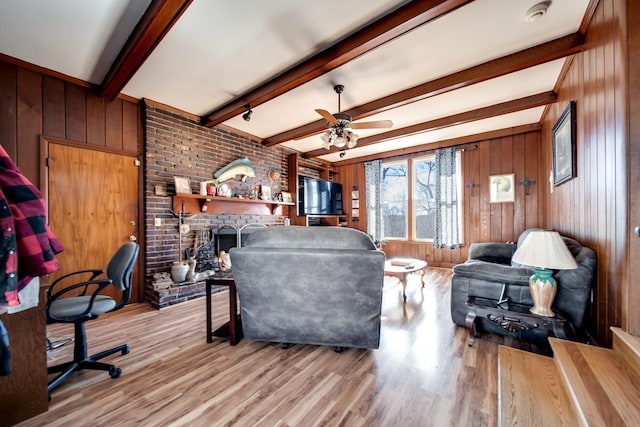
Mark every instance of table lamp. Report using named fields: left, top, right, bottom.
left=511, top=230, right=578, bottom=317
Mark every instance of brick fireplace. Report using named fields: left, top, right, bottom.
left=144, top=102, right=293, bottom=308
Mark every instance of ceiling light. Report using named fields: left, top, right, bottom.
left=346, top=132, right=359, bottom=149
left=317, top=84, right=389, bottom=151
left=242, top=105, right=253, bottom=122
left=334, top=135, right=347, bottom=148
left=525, top=1, right=551, bottom=22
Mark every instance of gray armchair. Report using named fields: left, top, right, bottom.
left=230, top=226, right=385, bottom=350
left=451, top=229, right=596, bottom=340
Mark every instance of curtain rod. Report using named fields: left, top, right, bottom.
left=456, top=143, right=478, bottom=152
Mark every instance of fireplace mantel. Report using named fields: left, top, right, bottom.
left=172, top=194, right=294, bottom=215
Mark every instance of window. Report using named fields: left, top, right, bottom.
left=414, top=157, right=436, bottom=240
left=381, top=153, right=462, bottom=242
left=381, top=161, right=408, bottom=239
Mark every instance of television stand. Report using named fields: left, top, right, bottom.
left=306, top=214, right=348, bottom=227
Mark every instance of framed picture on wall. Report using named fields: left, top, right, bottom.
left=489, top=173, right=515, bottom=203
left=552, top=100, right=577, bottom=186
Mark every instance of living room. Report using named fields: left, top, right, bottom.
left=1, top=0, right=639, bottom=425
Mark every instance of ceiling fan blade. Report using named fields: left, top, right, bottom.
left=315, top=109, right=339, bottom=124
left=351, top=120, right=393, bottom=129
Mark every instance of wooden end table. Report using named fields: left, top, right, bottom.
left=465, top=296, right=574, bottom=346
left=384, top=258, right=427, bottom=301
left=205, top=271, right=242, bottom=345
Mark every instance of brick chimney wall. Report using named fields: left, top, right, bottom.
left=144, top=103, right=294, bottom=308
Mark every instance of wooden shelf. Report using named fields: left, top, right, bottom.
left=173, top=194, right=294, bottom=215
left=305, top=214, right=348, bottom=227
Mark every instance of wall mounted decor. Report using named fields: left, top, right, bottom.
left=552, top=100, right=577, bottom=186
left=489, top=173, right=515, bottom=203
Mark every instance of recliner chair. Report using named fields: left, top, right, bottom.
left=46, top=242, right=139, bottom=392
left=450, top=229, right=596, bottom=341
left=230, top=226, right=385, bottom=350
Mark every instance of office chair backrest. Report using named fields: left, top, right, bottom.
left=106, top=242, right=139, bottom=292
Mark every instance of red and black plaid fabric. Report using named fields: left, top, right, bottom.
left=0, top=145, right=63, bottom=307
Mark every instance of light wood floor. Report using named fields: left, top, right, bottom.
left=21, top=267, right=544, bottom=427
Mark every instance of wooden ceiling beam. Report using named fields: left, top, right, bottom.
left=303, top=91, right=556, bottom=158
left=201, top=0, right=472, bottom=128
left=98, top=0, right=193, bottom=99
left=264, top=32, right=584, bottom=147
left=331, top=123, right=542, bottom=166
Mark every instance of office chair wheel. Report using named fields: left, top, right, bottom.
left=122, top=344, right=130, bottom=355
left=109, top=366, right=121, bottom=378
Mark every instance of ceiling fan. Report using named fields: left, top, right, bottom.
left=316, top=84, right=393, bottom=150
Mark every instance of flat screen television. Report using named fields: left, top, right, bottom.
left=300, top=177, right=343, bottom=215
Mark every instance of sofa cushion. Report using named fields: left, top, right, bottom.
left=452, top=260, right=532, bottom=285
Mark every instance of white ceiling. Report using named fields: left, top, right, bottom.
left=0, top=0, right=592, bottom=163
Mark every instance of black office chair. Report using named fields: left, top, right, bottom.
left=46, top=242, right=139, bottom=393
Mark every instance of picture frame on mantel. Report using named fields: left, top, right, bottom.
left=552, top=100, right=577, bottom=186
left=174, top=176, right=191, bottom=194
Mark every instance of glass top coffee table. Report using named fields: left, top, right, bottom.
left=384, top=258, right=428, bottom=301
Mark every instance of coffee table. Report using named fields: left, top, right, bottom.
left=384, top=258, right=428, bottom=300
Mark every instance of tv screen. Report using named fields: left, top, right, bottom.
left=302, top=177, right=343, bottom=215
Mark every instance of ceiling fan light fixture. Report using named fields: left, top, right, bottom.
left=316, top=83, right=391, bottom=152
left=334, top=135, right=347, bottom=148
left=346, top=131, right=359, bottom=149
left=320, top=131, right=331, bottom=143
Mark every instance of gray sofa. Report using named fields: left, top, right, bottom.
left=229, top=226, right=385, bottom=349
left=451, top=229, right=597, bottom=340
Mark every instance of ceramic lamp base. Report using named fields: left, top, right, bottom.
left=529, top=268, right=556, bottom=317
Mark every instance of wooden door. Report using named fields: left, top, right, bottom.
left=46, top=142, right=140, bottom=302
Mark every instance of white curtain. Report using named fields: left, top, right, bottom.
left=365, top=160, right=383, bottom=245
left=434, top=147, right=459, bottom=249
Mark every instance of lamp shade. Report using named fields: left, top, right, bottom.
left=512, top=231, right=578, bottom=270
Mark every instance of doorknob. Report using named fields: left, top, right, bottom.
left=635, top=226, right=640, bottom=237
left=129, top=236, right=137, bottom=242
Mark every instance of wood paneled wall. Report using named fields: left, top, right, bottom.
left=628, top=0, right=640, bottom=337
left=0, top=59, right=142, bottom=424
left=334, top=162, right=367, bottom=230
left=337, top=129, right=546, bottom=268
left=0, top=60, right=141, bottom=185
left=541, top=0, right=631, bottom=346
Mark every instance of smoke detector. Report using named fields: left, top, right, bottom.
left=525, top=1, right=551, bottom=22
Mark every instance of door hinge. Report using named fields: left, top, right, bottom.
left=134, top=160, right=141, bottom=167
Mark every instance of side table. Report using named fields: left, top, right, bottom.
left=205, top=272, right=242, bottom=345
left=465, top=296, right=574, bottom=346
